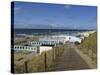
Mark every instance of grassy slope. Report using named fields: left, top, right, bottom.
left=78, top=32, right=97, bottom=65
left=14, top=45, right=65, bottom=73
left=80, top=32, right=97, bottom=53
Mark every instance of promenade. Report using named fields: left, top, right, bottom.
left=50, top=43, right=90, bottom=71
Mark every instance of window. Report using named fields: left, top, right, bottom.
left=31, top=48, right=33, bottom=50
left=34, top=47, right=36, bottom=50
left=17, top=46, right=19, bottom=48
left=20, top=46, right=22, bottom=49
left=25, top=46, right=27, bottom=49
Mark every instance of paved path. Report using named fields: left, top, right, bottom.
left=51, top=43, right=90, bottom=71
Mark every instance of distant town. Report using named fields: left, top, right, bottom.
left=13, top=30, right=95, bottom=54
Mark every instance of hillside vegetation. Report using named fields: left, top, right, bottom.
left=14, top=44, right=65, bottom=73
left=78, top=32, right=97, bottom=65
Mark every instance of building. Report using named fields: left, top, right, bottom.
left=77, top=31, right=96, bottom=38
left=13, top=45, right=53, bottom=55
left=30, top=40, right=58, bottom=46
left=67, top=36, right=82, bottom=44
left=39, top=46, right=52, bottom=54
left=39, top=35, right=68, bottom=44
left=13, top=45, right=38, bottom=52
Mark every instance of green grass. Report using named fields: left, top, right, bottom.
left=78, top=32, right=97, bottom=64
left=81, top=32, right=97, bottom=52
left=13, top=44, right=65, bottom=73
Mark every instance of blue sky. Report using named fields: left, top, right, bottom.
left=13, top=1, right=97, bottom=29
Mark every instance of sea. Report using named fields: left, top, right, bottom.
left=14, top=29, right=91, bottom=36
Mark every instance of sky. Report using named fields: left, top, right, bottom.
left=12, top=1, right=97, bottom=29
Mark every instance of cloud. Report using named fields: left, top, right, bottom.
left=14, top=7, right=21, bottom=14
left=64, top=5, right=71, bottom=9
left=14, top=7, right=20, bottom=10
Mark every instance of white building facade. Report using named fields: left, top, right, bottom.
left=13, top=45, right=38, bottom=52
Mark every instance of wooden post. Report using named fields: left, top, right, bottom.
left=57, top=45, right=61, bottom=56
left=24, top=61, right=28, bottom=73
left=54, top=47, right=56, bottom=59
left=44, top=52, right=47, bottom=71
left=52, top=48, right=54, bottom=62
left=58, top=46, right=59, bottom=56
left=37, top=46, right=40, bottom=54
left=53, top=47, right=55, bottom=61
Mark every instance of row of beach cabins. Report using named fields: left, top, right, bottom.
left=13, top=31, right=95, bottom=55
